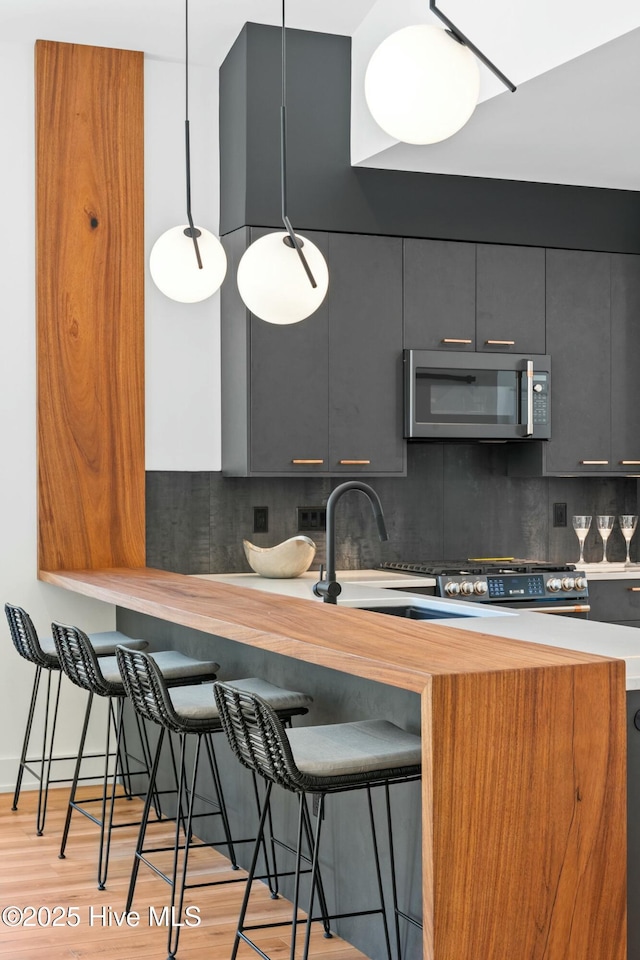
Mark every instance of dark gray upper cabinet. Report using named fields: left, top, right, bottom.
left=611, top=254, right=640, bottom=469
left=249, top=230, right=330, bottom=474
left=404, top=239, right=476, bottom=350
left=221, top=226, right=330, bottom=476
left=327, top=233, right=405, bottom=474
left=509, top=249, right=612, bottom=477
left=476, top=244, right=546, bottom=354
left=221, top=228, right=405, bottom=477
left=545, top=249, right=611, bottom=473
left=404, top=239, right=545, bottom=354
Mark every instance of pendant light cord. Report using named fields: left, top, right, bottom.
left=184, top=0, right=203, bottom=268
left=280, top=0, right=317, bottom=288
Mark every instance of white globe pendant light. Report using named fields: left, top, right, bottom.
left=236, top=0, right=328, bottom=325
left=237, top=232, right=329, bottom=325
left=365, top=2, right=516, bottom=147
left=150, top=225, right=227, bottom=304
left=365, top=25, right=480, bottom=145
left=150, top=0, right=227, bottom=304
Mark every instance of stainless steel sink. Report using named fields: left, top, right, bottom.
left=358, top=603, right=473, bottom=621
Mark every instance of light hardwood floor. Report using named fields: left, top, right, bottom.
left=0, top=787, right=367, bottom=960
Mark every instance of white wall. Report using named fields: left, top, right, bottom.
left=0, top=40, right=222, bottom=791
left=145, top=56, right=222, bottom=471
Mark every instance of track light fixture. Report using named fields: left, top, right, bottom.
left=365, top=0, right=516, bottom=146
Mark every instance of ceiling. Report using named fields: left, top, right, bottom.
left=2, top=0, right=639, bottom=191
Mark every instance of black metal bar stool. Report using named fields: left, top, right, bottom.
left=50, top=621, right=221, bottom=891
left=213, top=681, right=422, bottom=960
left=4, top=602, right=147, bottom=836
left=115, top=645, right=314, bottom=960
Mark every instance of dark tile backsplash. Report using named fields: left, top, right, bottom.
left=146, top=445, right=639, bottom=574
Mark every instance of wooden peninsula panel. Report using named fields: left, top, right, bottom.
left=36, top=41, right=145, bottom=570
left=40, top=567, right=627, bottom=960
left=424, top=663, right=626, bottom=960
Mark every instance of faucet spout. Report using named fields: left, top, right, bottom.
left=313, top=481, right=388, bottom=604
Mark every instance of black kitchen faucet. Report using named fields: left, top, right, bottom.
left=313, top=481, right=388, bottom=604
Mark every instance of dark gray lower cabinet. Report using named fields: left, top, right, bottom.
left=221, top=228, right=405, bottom=477
left=587, top=579, right=640, bottom=624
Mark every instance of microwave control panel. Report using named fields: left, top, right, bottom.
left=523, top=372, right=549, bottom=425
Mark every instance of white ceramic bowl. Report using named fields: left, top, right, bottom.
left=243, top=536, right=317, bottom=579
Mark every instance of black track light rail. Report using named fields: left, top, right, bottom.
left=280, top=0, right=317, bottom=288
left=429, top=0, right=516, bottom=93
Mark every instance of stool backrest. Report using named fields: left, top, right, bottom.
left=213, top=681, right=303, bottom=792
left=115, top=645, right=183, bottom=733
left=5, top=603, right=53, bottom=668
left=51, top=622, right=109, bottom=695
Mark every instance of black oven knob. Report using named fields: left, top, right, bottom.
left=460, top=580, right=474, bottom=596
left=444, top=581, right=460, bottom=597
left=474, top=580, right=488, bottom=596
left=574, top=576, right=588, bottom=591
left=561, top=577, right=576, bottom=591
left=546, top=577, right=562, bottom=593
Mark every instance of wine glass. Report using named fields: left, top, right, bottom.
left=619, top=515, right=638, bottom=566
left=572, top=516, right=591, bottom=565
left=596, top=515, right=615, bottom=564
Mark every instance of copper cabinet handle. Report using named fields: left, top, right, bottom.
left=580, top=460, right=609, bottom=465
left=485, top=339, right=515, bottom=345
left=620, top=461, right=640, bottom=465
left=628, top=587, right=640, bottom=592
left=529, top=604, right=591, bottom=614
left=441, top=338, right=472, bottom=344
left=339, top=459, right=371, bottom=465
left=291, top=459, right=324, bottom=465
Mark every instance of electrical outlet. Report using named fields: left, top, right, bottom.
left=253, top=506, right=269, bottom=533
left=553, top=502, right=567, bottom=527
left=297, top=506, right=326, bottom=532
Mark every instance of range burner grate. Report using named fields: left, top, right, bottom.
left=379, top=559, right=576, bottom=577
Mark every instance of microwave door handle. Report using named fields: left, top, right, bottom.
left=524, top=360, right=534, bottom=436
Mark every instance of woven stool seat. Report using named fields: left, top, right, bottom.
left=4, top=602, right=146, bottom=836
left=167, top=676, right=313, bottom=728
left=213, top=681, right=422, bottom=960
left=25, top=630, right=148, bottom=667
left=89, top=650, right=222, bottom=697
left=287, top=719, right=421, bottom=782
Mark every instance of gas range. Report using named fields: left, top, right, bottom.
left=379, top=559, right=589, bottom=615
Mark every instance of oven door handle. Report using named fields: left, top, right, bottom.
left=524, top=359, right=534, bottom=437
left=526, top=603, right=591, bottom=615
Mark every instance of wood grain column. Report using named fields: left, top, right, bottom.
left=423, top=659, right=626, bottom=960
left=36, top=40, right=145, bottom=570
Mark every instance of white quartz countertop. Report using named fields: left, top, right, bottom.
left=572, top=562, right=640, bottom=580
left=196, top=568, right=436, bottom=594
left=195, top=568, right=640, bottom=690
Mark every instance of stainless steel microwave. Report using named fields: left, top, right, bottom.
left=404, top=349, right=551, bottom=440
